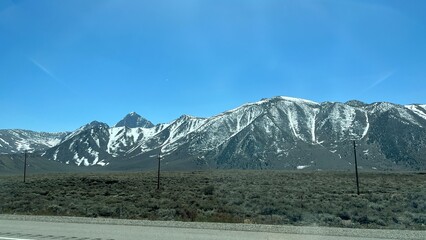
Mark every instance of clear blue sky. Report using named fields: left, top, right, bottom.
left=1, top=0, right=425, bottom=132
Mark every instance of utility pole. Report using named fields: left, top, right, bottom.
left=353, top=140, right=360, bottom=195
left=157, top=152, right=162, bottom=190
left=23, top=150, right=27, bottom=183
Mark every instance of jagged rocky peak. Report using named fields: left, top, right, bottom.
left=84, top=121, right=110, bottom=130
left=177, top=114, right=204, bottom=121
left=115, top=112, right=154, bottom=128
left=345, top=100, right=368, bottom=107
left=320, top=101, right=338, bottom=106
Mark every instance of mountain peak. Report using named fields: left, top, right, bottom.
left=177, top=114, right=202, bottom=120
left=85, top=121, right=109, bottom=129
left=115, top=112, right=154, bottom=128
left=345, top=100, right=367, bottom=107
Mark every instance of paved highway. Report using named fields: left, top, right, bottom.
left=0, top=215, right=424, bottom=240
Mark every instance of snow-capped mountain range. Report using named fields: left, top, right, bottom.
left=1, top=96, right=425, bottom=171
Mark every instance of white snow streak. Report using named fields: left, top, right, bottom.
left=361, top=112, right=370, bottom=139
left=287, top=109, right=300, bottom=139
left=0, top=138, right=10, bottom=146
left=53, top=148, right=59, bottom=161
left=311, top=109, right=319, bottom=143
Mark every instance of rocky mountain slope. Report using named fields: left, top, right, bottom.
left=2, top=97, right=425, bottom=171
left=0, top=130, right=68, bottom=154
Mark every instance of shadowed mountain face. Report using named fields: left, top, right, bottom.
left=1, top=97, right=426, bottom=171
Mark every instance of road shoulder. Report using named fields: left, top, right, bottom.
left=0, top=214, right=424, bottom=240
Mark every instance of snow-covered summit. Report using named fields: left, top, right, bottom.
left=248, top=96, right=319, bottom=106
left=222, top=96, right=319, bottom=116
left=275, top=96, right=319, bottom=105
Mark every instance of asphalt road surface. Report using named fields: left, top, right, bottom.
left=0, top=215, right=424, bottom=240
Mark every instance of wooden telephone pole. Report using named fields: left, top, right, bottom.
left=23, top=150, right=27, bottom=183
left=353, top=141, right=360, bottom=195
left=157, top=152, right=162, bottom=190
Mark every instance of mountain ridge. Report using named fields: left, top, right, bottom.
left=1, top=96, right=425, bottom=171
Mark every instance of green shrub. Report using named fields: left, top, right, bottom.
left=338, top=211, right=351, bottom=220
left=202, top=185, right=215, bottom=195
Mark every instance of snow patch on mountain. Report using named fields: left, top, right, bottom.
left=370, top=102, right=395, bottom=113
left=16, top=140, right=31, bottom=151
left=405, top=105, right=426, bottom=121
left=332, top=104, right=356, bottom=135
left=61, top=126, right=87, bottom=143
left=274, top=100, right=319, bottom=142
left=317, top=103, right=369, bottom=141
left=53, top=148, right=59, bottom=161
left=297, top=165, right=310, bottom=170
left=196, top=103, right=265, bottom=151
left=397, top=108, right=421, bottom=126
left=73, top=152, right=89, bottom=166
left=361, top=112, right=370, bottom=139
left=311, top=111, right=318, bottom=143
left=277, top=96, right=319, bottom=105
left=161, top=116, right=207, bottom=153
left=0, top=129, right=67, bottom=153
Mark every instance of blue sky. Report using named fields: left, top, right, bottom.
left=1, top=0, right=425, bottom=132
